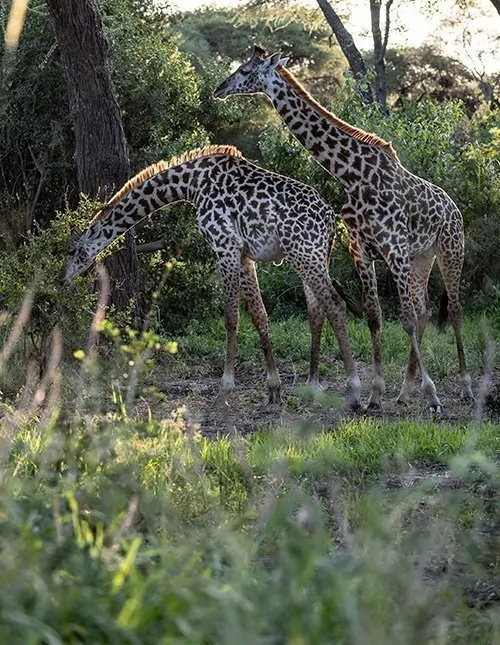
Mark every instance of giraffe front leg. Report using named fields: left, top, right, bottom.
left=239, top=258, right=282, bottom=405
left=397, top=250, right=435, bottom=406
left=390, top=256, right=442, bottom=412
left=353, top=256, right=385, bottom=410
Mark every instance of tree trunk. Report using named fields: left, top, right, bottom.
left=488, top=0, right=500, bottom=15
left=370, top=0, right=394, bottom=109
left=315, top=0, right=373, bottom=102
left=46, top=0, right=141, bottom=320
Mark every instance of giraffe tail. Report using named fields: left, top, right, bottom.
left=331, top=278, right=364, bottom=319
left=437, top=289, right=449, bottom=331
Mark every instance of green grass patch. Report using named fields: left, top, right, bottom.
left=0, top=306, right=499, bottom=643
left=176, top=312, right=498, bottom=379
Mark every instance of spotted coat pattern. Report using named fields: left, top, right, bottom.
left=64, top=146, right=361, bottom=407
left=214, top=46, right=474, bottom=410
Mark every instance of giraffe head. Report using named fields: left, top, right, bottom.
left=213, top=45, right=289, bottom=100
left=63, top=229, right=97, bottom=284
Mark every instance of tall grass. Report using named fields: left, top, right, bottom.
left=0, top=293, right=499, bottom=643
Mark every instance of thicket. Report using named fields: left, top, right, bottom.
left=0, top=2, right=499, bottom=635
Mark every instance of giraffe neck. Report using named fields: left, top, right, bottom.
left=81, top=164, right=198, bottom=256
left=267, top=69, right=392, bottom=191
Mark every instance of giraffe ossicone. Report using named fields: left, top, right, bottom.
left=64, top=145, right=362, bottom=409
left=214, top=45, right=474, bottom=410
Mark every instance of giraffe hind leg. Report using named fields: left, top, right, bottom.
left=240, top=258, right=282, bottom=404
left=436, top=223, right=474, bottom=401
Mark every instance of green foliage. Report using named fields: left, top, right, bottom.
left=101, top=0, right=209, bottom=167
left=0, top=0, right=74, bottom=229
left=170, top=3, right=341, bottom=74
left=384, top=45, right=483, bottom=113
left=0, top=201, right=98, bottom=371
left=1, top=389, right=499, bottom=642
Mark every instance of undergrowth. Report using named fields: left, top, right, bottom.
left=0, top=297, right=499, bottom=643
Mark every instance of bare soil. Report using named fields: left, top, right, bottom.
left=142, top=358, right=500, bottom=437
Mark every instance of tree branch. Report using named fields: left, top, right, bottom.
left=136, top=239, right=165, bottom=253
left=488, top=0, right=500, bottom=16
left=315, top=0, right=373, bottom=102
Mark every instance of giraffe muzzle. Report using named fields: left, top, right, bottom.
left=213, top=82, right=229, bottom=100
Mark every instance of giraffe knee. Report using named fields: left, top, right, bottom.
left=366, top=305, right=382, bottom=333
left=401, top=315, right=417, bottom=337
left=447, top=301, right=462, bottom=327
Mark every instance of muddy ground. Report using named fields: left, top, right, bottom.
left=141, top=358, right=500, bottom=437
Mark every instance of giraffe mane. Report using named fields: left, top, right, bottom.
left=91, top=145, right=243, bottom=222
left=277, top=66, right=400, bottom=161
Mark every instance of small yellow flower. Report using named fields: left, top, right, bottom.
left=73, top=349, right=85, bottom=360
left=165, top=341, right=178, bottom=354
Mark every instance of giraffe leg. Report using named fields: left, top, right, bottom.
left=240, top=258, right=282, bottom=404
left=303, top=282, right=325, bottom=392
left=217, top=248, right=243, bottom=400
left=436, top=224, right=474, bottom=401
left=386, top=253, right=442, bottom=412
left=398, top=249, right=435, bottom=405
left=352, top=256, right=385, bottom=410
left=291, top=262, right=361, bottom=410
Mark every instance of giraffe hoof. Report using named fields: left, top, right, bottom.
left=396, top=397, right=410, bottom=407
left=366, top=401, right=382, bottom=412
left=349, top=400, right=362, bottom=412
left=429, top=403, right=443, bottom=414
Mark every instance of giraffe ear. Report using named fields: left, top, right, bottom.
left=252, top=44, right=267, bottom=60
left=266, top=52, right=284, bottom=69
left=278, top=56, right=290, bottom=68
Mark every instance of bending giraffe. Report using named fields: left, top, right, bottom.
left=63, top=145, right=362, bottom=408
left=214, top=46, right=474, bottom=412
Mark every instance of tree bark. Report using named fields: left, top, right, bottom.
left=488, top=0, right=500, bottom=15
left=46, top=0, right=141, bottom=320
left=370, top=0, right=394, bottom=108
left=136, top=239, right=166, bottom=253
left=315, top=0, right=373, bottom=102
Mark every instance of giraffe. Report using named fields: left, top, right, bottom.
left=64, top=145, right=362, bottom=408
left=214, top=45, right=474, bottom=412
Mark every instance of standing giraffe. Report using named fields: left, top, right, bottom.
left=214, top=45, right=474, bottom=412
left=64, top=145, right=362, bottom=408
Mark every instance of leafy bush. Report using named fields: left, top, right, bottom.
left=0, top=202, right=97, bottom=367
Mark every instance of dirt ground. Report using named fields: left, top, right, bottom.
left=142, top=358, right=500, bottom=437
